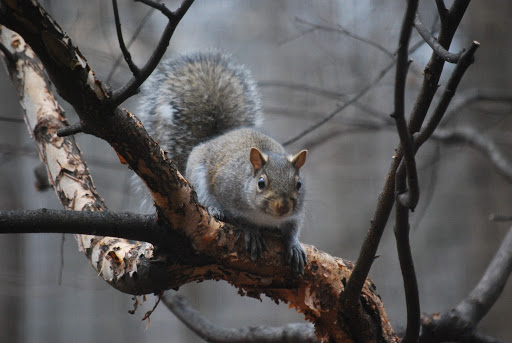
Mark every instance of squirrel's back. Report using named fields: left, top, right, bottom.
left=138, top=51, right=263, bottom=172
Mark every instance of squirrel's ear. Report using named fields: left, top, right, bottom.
left=290, top=150, right=307, bottom=170
left=250, top=147, right=268, bottom=172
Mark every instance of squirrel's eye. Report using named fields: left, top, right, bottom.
left=257, top=176, right=266, bottom=190
left=296, top=179, right=302, bottom=190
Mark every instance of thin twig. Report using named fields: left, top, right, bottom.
left=106, top=8, right=155, bottom=84
left=414, top=14, right=461, bottom=63
left=489, top=214, right=512, bottom=223
left=112, top=0, right=141, bottom=77
left=432, top=126, right=512, bottom=183
left=295, top=17, right=394, bottom=59
left=162, top=292, right=318, bottom=343
left=58, top=233, right=65, bottom=285
left=415, top=42, right=480, bottom=148
left=108, top=0, right=194, bottom=108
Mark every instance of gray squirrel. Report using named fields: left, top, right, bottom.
left=137, top=51, right=307, bottom=274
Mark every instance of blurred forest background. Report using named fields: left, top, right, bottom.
left=1, top=1, right=512, bottom=342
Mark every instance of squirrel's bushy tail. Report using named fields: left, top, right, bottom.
left=138, top=51, right=263, bottom=173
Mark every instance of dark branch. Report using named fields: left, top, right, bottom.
left=414, top=14, right=461, bottom=63
left=394, top=204, right=420, bottom=343
left=106, top=8, right=155, bottom=84
left=162, top=292, right=318, bottom=343
left=489, top=214, right=512, bottom=223
left=393, top=0, right=420, bottom=210
left=420, top=226, right=512, bottom=342
left=295, top=17, right=394, bottom=59
left=57, top=122, right=84, bottom=137
left=391, top=2, right=421, bottom=342
left=415, top=42, right=480, bottom=148
left=341, top=0, right=472, bottom=320
left=434, top=0, right=448, bottom=20
left=0, top=209, right=164, bottom=244
left=112, top=0, right=140, bottom=77
left=108, top=0, right=194, bottom=108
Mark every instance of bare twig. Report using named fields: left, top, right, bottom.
left=415, top=42, right=480, bottom=148
left=57, top=122, right=84, bottom=137
left=106, top=8, right=155, bottom=84
left=489, top=214, right=512, bottom=223
left=112, top=0, right=140, bottom=77
left=432, top=126, right=512, bottom=183
left=414, top=14, right=461, bottom=63
left=162, top=292, right=318, bottom=343
left=295, top=17, right=394, bottom=59
left=420, top=226, right=512, bottom=342
left=0, top=116, right=24, bottom=123
left=108, top=0, right=194, bottom=108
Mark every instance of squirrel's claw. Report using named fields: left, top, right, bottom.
left=243, top=229, right=267, bottom=261
left=286, top=240, right=307, bottom=275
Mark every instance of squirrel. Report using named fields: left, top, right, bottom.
left=137, top=51, right=308, bottom=274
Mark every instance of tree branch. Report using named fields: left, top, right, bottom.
left=420, top=226, right=512, bottom=342
left=393, top=0, right=420, bottom=210
left=414, top=14, right=461, bottom=63
left=341, top=0, right=473, bottom=325
left=105, top=7, right=155, bottom=84
left=162, top=292, right=318, bottom=343
left=0, top=209, right=162, bottom=242
left=108, top=0, right=195, bottom=108
left=432, top=126, right=512, bottom=184
left=112, top=0, right=141, bottom=77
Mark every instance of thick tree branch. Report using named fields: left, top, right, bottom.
left=162, top=292, right=318, bottom=343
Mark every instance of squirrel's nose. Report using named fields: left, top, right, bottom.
left=275, top=201, right=291, bottom=216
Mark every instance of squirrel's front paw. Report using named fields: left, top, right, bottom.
left=285, top=238, right=307, bottom=275
left=243, top=229, right=268, bottom=261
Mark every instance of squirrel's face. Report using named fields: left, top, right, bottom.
left=249, top=148, right=307, bottom=219
left=254, top=172, right=303, bottom=218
